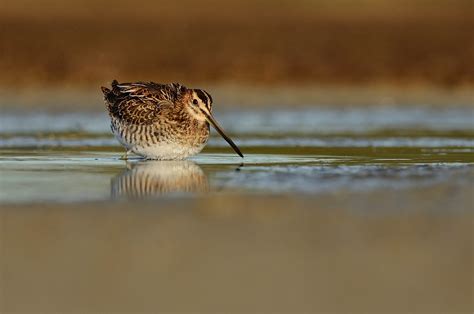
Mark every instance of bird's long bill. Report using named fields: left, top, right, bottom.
left=203, top=112, right=244, bottom=158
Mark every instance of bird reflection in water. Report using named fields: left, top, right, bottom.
left=111, top=160, right=209, bottom=199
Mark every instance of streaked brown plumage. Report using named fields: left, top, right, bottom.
left=101, top=80, right=243, bottom=160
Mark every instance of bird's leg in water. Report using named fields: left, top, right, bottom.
left=120, top=150, right=131, bottom=160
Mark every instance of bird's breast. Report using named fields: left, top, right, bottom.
left=110, top=116, right=209, bottom=148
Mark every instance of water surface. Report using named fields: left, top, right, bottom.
left=1, top=105, right=473, bottom=312
left=1, top=106, right=472, bottom=203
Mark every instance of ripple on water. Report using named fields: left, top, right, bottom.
left=1, top=106, right=473, bottom=134
left=213, top=163, right=473, bottom=194
left=0, top=106, right=473, bottom=203
left=1, top=136, right=474, bottom=149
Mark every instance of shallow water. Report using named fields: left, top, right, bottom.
left=1, top=105, right=473, bottom=312
left=1, top=106, right=473, bottom=203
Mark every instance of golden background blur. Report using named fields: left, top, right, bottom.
left=1, top=0, right=473, bottom=89
left=1, top=2, right=473, bottom=312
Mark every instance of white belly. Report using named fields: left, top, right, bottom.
left=111, top=121, right=208, bottom=160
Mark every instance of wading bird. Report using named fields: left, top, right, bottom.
left=101, top=80, right=243, bottom=160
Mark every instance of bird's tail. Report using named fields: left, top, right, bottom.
left=101, top=80, right=119, bottom=110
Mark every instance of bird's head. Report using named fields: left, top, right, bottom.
left=186, top=89, right=213, bottom=122
left=185, top=89, right=243, bottom=158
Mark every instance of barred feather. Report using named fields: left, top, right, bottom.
left=100, top=80, right=211, bottom=160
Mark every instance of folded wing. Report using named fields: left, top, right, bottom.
left=101, top=80, right=187, bottom=125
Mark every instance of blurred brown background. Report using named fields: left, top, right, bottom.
left=0, top=0, right=473, bottom=89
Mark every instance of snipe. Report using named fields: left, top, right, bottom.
left=101, top=80, right=243, bottom=160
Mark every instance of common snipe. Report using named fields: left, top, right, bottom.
left=101, top=80, right=243, bottom=160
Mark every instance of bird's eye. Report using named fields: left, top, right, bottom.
left=193, top=99, right=198, bottom=105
